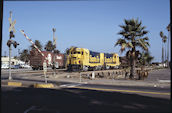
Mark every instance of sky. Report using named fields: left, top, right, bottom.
left=2, top=0, right=170, bottom=62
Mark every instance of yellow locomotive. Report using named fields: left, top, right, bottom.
left=66, top=47, right=120, bottom=71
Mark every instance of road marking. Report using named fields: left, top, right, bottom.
left=159, top=80, right=170, bottom=83
left=74, top=86, right=170, bottom=95
left=60, top=83, right=83, bottom=88
left=24, top=106, right=36, bottom=113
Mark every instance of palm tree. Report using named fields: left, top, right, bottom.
left=19, top=49, right=30, bottom=63
left=30, top=40, right=43, bottom=51
left=65, top=48, right=70, bottom=55
left=115, top=18, right=150, bottom=79
left=138, top=51, right=154, bottom=80
left=160, top=31, right=167, bottom=66
left=160, top=31, right=164, bottom=63
left=139, top=51, right=154, bottom=66
left=163, top=35, right=167, bottom=65
left=44, top=40, right=55, bottom=52
left=54, top=49, right=60, bottom=54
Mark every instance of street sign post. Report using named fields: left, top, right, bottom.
left=43, top=60, right=47, bottom=83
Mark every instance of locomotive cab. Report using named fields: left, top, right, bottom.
left=67, top=47, right=84, bottom=71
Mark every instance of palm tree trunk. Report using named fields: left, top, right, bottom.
left=164, top=43, right=166, bottom=63
left=129, top=51, right=136, bottom=79
left=162, top=45, right=164, bottom=63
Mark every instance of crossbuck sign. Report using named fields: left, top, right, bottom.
left=8, top=18, right=16, bottom=33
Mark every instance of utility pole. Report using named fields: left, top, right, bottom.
left=4, top=51, right=6, bottom=57
left=52, top=28, right=56, bottom=77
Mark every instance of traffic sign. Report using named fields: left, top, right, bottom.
left=9, top=19, right=16, bottom=33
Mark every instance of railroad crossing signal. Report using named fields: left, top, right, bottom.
left=7, top=39, right=19, bottom=48
left=8, top=19, right=16, bottom=33
left=9, top=31, right=15, bottom=38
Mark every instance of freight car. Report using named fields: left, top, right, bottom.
left=66, top=47, right=120, bottom=71
left=30, top=50, right=64, bottom=70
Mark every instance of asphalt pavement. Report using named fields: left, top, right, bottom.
left=1, top=85, right=171, bottom=113
left=1, top=68, right=171, bottom=113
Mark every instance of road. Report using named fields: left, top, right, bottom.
left=1, top=68, right=171, bottom=112
left=1, top=85, right=171, bottom=113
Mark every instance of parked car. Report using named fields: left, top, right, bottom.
left=21, top=64, right=31, bottom=69
left=14, top=64, right=21, bottom=69
left=1, top=64, right=9, bottom=69
left=11, top=65, right=16, bottom=69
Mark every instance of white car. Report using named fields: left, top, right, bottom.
left=21, top=64, right=31, bottom=69
left=1, top=64, right=9, bottom=69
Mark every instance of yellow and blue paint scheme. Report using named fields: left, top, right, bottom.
left=67, top=47, right=120, bottom=71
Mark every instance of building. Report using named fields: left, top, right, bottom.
left=1, top=57, right=25, bottom=65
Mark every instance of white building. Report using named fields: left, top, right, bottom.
left=1, top=57, right=25, bottom=65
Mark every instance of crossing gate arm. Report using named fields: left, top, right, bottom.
left=20, top=30, right=48, bottom=60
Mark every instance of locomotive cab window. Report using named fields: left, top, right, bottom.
left=72, top=51, right=80, bottom=54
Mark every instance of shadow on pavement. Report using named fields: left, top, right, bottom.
left=1, top=86, right=171, bottom=113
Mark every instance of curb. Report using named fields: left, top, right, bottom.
left=33, top=83, right=54, bottom=88
left=8, top=82, right=22, bottom=87
left=2, top=80, right=56, bottom=89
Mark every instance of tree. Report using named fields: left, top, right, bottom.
left=30, top=40, right=43, bottom=51
left=160, top=31, right=164, bottom=63
left=115, top=18, right=150, bottom=79
left=139, top=51, right=154, bottom=66
left=65, top=48, right=70, bottom=55
left=44, top=40, right=55, bottom=52
left=163, top=35, right=167, bottom=63
left=19, top=49, right=30, bottom=63
left=14, top=56, right=18, bottom=59
left=160, top=31, right=167, bottom=65
left=54, top=49, right=60, bottom=54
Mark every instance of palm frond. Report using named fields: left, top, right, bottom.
left=143, top=37, right=149, bottom=41
left=124, top=19, right=129, bottom=25
left=160, top=31, right=164, bottom=38
left=137, top=39, right=148, bottom=51
left=121, top=43, right=127, bottom=52
left=127, top=42, right=134, bottom=48
left=115, top=38, right=126, bottom=47
left=163, top=35, right=167, bottom=43
left=142, top=30, right=148, bottom=35
left=166, top=24, right=170, bottom=31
